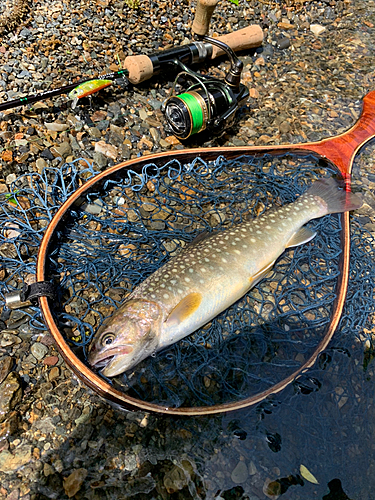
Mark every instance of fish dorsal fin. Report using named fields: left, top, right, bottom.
left=286, top=227, right=316, bottom=248
left=165, top=292, right=202, bottom=327
left=250, top=261, right=275, bottom=287
left=189, top=231, right=213, bottom=246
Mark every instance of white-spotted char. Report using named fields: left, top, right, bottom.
left=88, top=178, right=362, bottom=377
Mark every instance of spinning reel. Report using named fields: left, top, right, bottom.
left=162, top=36, right=249, bottom=140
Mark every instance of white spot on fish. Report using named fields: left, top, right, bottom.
left=189, top=268, right=194, bottom=273
left=232, top=242, right=236, bottom=246
left=222, top=258, right=227, bottom=263
left=234, top=250, right=241, bottom=255
left=163, top=293, right=169, bottom=299
left=256, top=230, right=262, bottom=234
left=201, top=268, right=207, bottom=273
left=185, top=277, right=191, bottom=282
left=199, top=279, right=204, bottom=284
left=204, top=257, right=209, bottom=262
left=242, top=244, right=248, bottom=248
left=251, top=238, right=256, bottom=243
left=266, top=225, right=271, bottom=229
left=178, top=289, right=183, bottom=294
left=160, top=283, right=166, bottom=288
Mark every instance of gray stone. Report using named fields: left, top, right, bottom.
left=0, top=332, right=22, bottom=347
left=6, top=174, right=17, bottom=185
left=93, top=151, right=108, bottom=169
left=82, top=198, right=103, bottom=215
left=30, top=342, right=49, bottom=360
left=88, top=127, right=102, bottom=139
left=32, top=416, right=56, bottom=434
left=231, top=460, right=248, bottom=484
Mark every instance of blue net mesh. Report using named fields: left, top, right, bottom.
left=1, top=152, right=373, bottom=410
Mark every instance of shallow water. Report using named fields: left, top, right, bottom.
left=1, top=0, right=375, bottom=499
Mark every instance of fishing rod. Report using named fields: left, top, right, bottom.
left=0, top=25, right=263, bottom=113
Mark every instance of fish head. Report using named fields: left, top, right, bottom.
left=87, top=299, right=163, bottom=377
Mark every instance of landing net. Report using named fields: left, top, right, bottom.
left=1, top=153, right=373, bottom=410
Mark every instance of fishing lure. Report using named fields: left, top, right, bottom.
left=68, top=79, right=113, bottom=108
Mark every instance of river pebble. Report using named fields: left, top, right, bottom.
left=30, top=342, right=48, bottom=361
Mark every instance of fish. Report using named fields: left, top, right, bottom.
left=68, top=79, right=113, bottom=102
left=87, top=177, right=362, bottom=377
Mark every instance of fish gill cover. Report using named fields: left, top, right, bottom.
left=0, top=153, right=374, bottom=410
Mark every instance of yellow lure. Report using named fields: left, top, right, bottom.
left=68, top=79, right=112, bottom=100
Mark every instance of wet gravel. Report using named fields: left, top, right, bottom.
left=1, top=0, right=375, bottom=498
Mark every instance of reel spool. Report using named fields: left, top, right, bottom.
left=162, top=36, right=249, bottom=140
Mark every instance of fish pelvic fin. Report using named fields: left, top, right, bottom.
left=250, top=261, right=275, bottom=287
left=305, top=177, right=362, bottom=214
left=165, top=292, right=202, bottom=327
left=286, top=227, right=316, bottom=248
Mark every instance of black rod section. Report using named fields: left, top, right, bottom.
left=0, top=69, right=129, bottom=112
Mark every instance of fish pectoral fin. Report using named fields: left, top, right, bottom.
left=250, top=261, right=275, bottom=287
left=286, top=227, right=316, bottom=248
left=165, top=292, right=202, bottom=327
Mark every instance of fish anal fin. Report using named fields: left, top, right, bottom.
left=250, top=261, right=275, bottom=287
left=286, top=227, right=316, bottom=248
left=165, top=292, right=202, bottom=327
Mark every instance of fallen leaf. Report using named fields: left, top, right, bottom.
left=300, top=464, right=319, bottom=484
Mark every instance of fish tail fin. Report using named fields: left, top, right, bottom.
left=305, top=177, right=362, bottom=215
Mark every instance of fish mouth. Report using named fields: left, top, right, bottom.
left=88, top=345, right=134, bottom=370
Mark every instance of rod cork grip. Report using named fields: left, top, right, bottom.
left=124, top=55, right=154, bottom=84
left=211, top=25, right=264, bottom=58
left=192, top=0, right=220, bottom=36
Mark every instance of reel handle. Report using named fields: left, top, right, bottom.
left=124, top=25, right=263, bottom=84
left=192, top=0, right=219, bottom=36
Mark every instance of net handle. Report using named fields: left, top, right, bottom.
left=298, top=90, right=375, bottom=177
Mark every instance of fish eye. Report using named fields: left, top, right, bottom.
left=101, top=333, right=115, bottom=346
